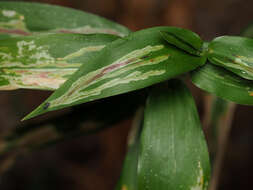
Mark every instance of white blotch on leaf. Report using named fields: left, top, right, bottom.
left=0, top=9, right=27, bottom=31
left=16, top=40, right=55, bottom=66
left=58, top=45, right=105, bottom=61
left=0, top=41, right=105, bottom=90
left=54, top=25, right=125, bottom=37
left=191, top=161, right=206, bottom=190
left=2, top=10, right=16, bottom=17
left=48, top=45, right=168, bottom=107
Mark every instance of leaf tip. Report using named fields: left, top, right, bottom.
left=21, top=103, right=46, bottom=121
left=21, top=111, right=36, bottom=121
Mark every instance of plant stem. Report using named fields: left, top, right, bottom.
left=207, top=100, right=236, bottom=190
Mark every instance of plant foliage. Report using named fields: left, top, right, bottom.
left=1, top=2, right=253, bottom=190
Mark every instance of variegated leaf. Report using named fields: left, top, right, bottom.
left=207, top=36, right=253, bottom=80
left=0, top=33, right=119, bottom=90
left=191, top=63, right=253, bottom=105
left=23, top=26, right=207, bottom=120
left=138, top=80, right=210, bottom=190
left=0, top=1, right=130, bottom=39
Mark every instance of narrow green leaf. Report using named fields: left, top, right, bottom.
left=115, top=141, right=139, bottom=190
left=0, top=33, right=119, bottom=90
left=191, top=63, right=253, bottom=105
left=138, top=80, right=210, bottom=190
left=23, top=26, right=207, bottom=120
left=160, top=27, right=203, bottom=56
left=0, top=1, right=130, bottom=39
left=208, top=36, right=253, bottom=80
left=115, top=108, right=143, bottom=190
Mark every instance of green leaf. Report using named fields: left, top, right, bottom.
left=0, top=1, right=130, bottom=39
left=115, top=140, right=139, bottom=190
left=23, top=26, right=207, bottom=120
left=0, top=33, right=119, bottom=90
left=160, top=27, right=203, bottom=56
left=115, top=108, right=143, bottom=190
left=138, top=80, right=210, bottom=190
left=207, top=36, right=253, bottom=80
left=191, top=63, right=253, bottom=105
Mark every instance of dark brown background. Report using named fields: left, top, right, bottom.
left=0, top=0, right=253, bottom=190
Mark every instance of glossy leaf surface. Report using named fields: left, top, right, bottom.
left=160, top=27, right=203, bottom=56
left=0, top=33, right=119, bottom=90
left=208, top=36, right=253, bottom=80
left=0, top=1, right=130, bottom=39
left=23, top=26, right=207, bottom=120
left=138, top=80, right=210, bottom=190
left=191, top=63, right=253, bottom=105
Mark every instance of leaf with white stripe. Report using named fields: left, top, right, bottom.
left=208, top=36, right=253, bottom=80
left=23, top=26, right=206, bottom=120
left=0, top=2, right=130, bottom=39
left=0, top=33, right=119, bottom=90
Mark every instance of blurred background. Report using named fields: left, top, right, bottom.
left=0, top=0, right=253, bottom=189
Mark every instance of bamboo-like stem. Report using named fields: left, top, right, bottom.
left=202, top=94, right=214, bottom=132
left=208, top=101, right=237, bottom=190
left=127, top=107, right=143, bottom=147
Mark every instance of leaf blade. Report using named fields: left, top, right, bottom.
left=23, top=26, right=207, bottom=120
left=115, top=108, right=143, bottom=190
left=0, top=33, right=119, bottom=90
left=138, top=80, right=210, bottom=190
left=191, top=63, right=253, bottom=105
left=160, top=27, right=203, bottom=56
left=0, top=1, right=130, bottom=39
left=208, top=36, right=253, bottom=80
